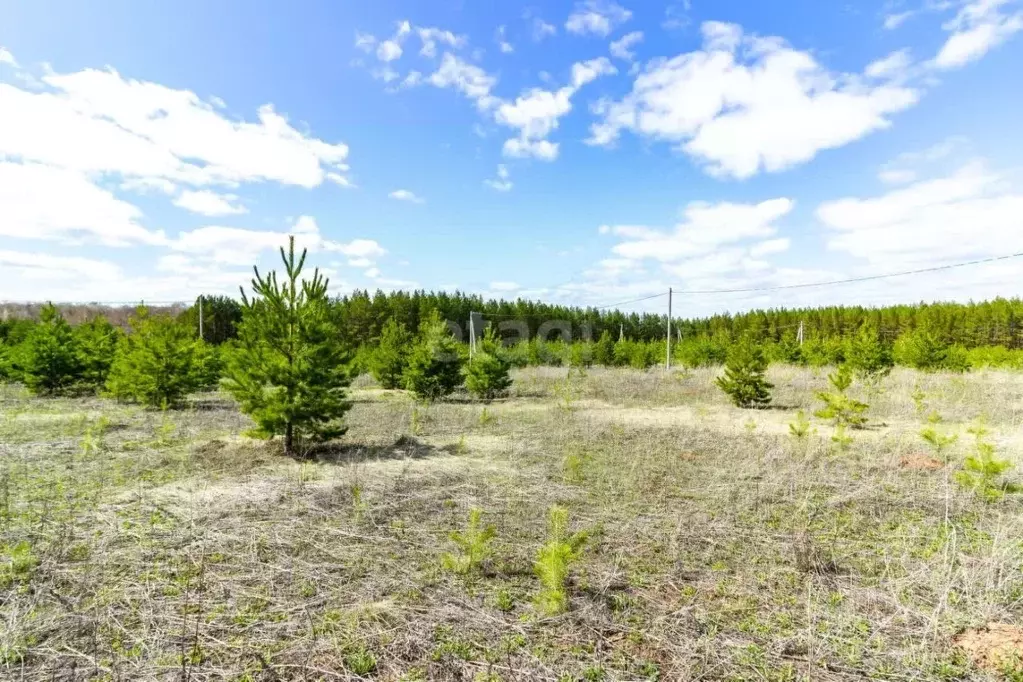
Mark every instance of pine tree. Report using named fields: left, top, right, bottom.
left=21, top=303, right=83, bottom=395
left=224, top=237, right=352, bottom=456
left=106, top=307, right=200, bottom=408
left=814, top=364, right=869, bottom=429
left=369, top=318, right=412, bottom=389
left=404, top=310, right=464, bottom=401
left=845, top=325, right=893, bottom=382
left=74, top=316, right=120, bottom=391
left=715, top=335, right=773, bottom=408
left=464, top=326, right=512, bottom=400
left=593, top=330, right=615, bottom=366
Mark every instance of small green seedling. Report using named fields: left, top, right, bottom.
left=442, top=508, right=496, bottom=575
left=920, top=426, right=958, bottom=461
left=534, top=506, right=587, bottom=615
left=788, top=410, right=812, bottom=440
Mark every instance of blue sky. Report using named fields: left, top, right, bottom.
left=2, top=0, right=1022, bottom=318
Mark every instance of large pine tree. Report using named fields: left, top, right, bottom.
left=224, top=237, right=351, bottom=455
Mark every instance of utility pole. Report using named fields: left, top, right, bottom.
left=468, top=313, right=475, bottom=363
left=619, top=323, right=623, bottom=342
left=198, top=295, right=204, bottom=341
left=666, top=287, right=672, bottom=370
left=797, top=320, right=804, bottom=346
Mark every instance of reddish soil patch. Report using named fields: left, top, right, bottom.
left=899, top=453, right=944, bottom=471
left=954, top=623, right=1023, bottom=673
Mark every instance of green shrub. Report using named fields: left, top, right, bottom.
left=568, top=342, right=594, bottom=368
left=464, top=327, right=512, bottom=401
left=74, top=316, right=121, bottom=391
left=893, top=329, right=948, bottom=371
left=20, top=304, right=83, bottom=395
left=190, top=341, right=223, bottom=391
left=676, top=336, right=728, bottom=368
left=715, top=335, right=772, bottom=408
left=106, top=307, right=200, bottom=408
left=593, top=330, right=616, bottom=366
left=404, top=311, right=464, bottom=401
left=845, top=326, right=893, bottom=381
left=534, top=506, right=587, bottom=615
left=224, top=237, right=352, bottom=455
left=801, top=337, right=845, bottom=367
left=369, top=318, right=412, bottom=389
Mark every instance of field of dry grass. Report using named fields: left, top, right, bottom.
left=2, top=366, right=1022, bottom=681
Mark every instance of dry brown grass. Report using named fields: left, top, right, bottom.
left=1, top=367, right=1022, bottom=680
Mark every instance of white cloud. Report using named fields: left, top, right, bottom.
left=364, top=267, right=381, bottom=279
left=489, top=281, right=521, bottom=291
left=497, top=57, right=615, bottom=161
left=503, top=138, right=559, bottom=160
left=610, top=31, right=644, bottom=60
left=418, top=27, right=466, bottom=58
left=484, top=164, right=513, bottom=191
left=662, top=1, right=692, bottom=30
left=884, top=10, right=915, bottom=29
left=355, top=32, right=377, bottom=52
left=865, top=48, right=913, bottom=79
left=0, top=66, right=352, bottom=190
left=389, top=189, right=425, bottom=203
left=496, top=26, right=515, bottom=53
left=878, top=168, right=918, bottom=184
left=167, top=217, right=386, bottom=267
left=933, top=0, right=1023, bottom=69
left=0, top=161, right=164, bottom=247
left=0, top=47, right=16, bottom=66
left=607, top=198, right=794, bottom=262
left=532, top=18, right=558, bottom=41
left=587, top=21, right=919, bottom=179
left=377, top=40, right=403, bottom=62
left=877, top=136, right=965, bottom=184
left=819, top=160, right=1023, bottom=266
left=428, top=53, right=499, bottom=111
left=566, top=0, right=633, bottom=37
left=172, top=189, right=247, bottom=216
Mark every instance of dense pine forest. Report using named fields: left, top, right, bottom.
left=5, top=291, right=1023, bottom=378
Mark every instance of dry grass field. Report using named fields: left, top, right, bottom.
left=2, top=366, right=1022, bottom=681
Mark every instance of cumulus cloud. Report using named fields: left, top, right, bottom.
left=0, top=47, right=16, bottom=66
left=496, top=25, right=515, bottom=53
left=819, top=160, right=1023, bottom=266
left=610, top=31, right=644, bottom=60
left=418, top=27, right=466, bottom=58
left=933, top=0, right=1023, bottom=69
left=587, top=21, right=920, bottom=179
left=532, top=18, right=558, bottom=41
left=0, top=66, right=352, bottom=189
left=865, top=48, right=914, bottom=79
left=484, top=164, right=514, bottom=191
left=496, top=57, right=616, bottom=160
left=606, top=198, right=794, bottom=262
left=167, top=216, right=386, bottom=267
left=0, top=161, right=163, bottom=247
left=428, top=53, right=499, bottom=111
left=565, top=0, right=633, bottom=37
left=389, top=189, right=425, bottom=203
left=172, top=190, right=247, bottom=217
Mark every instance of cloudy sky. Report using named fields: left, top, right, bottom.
left=2, top=0, right=1022, bottom=318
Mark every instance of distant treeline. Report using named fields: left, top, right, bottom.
left=6, top=291, right=1023, bottom=350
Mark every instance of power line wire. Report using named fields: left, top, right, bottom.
left=670, top=252, right=1023, bottom=295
